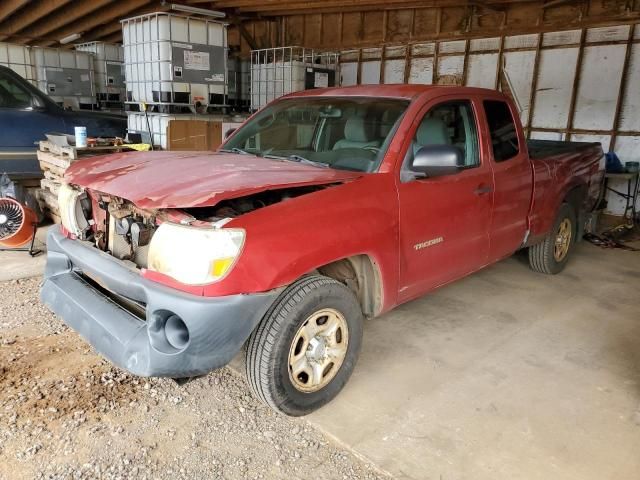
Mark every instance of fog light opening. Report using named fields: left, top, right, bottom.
left=148, top=310, right=190, bottom=354
left=165, top=314, right=189, bottom=350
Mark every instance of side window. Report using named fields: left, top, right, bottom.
left=484, top=100, right=519, bottom=162
left=408, top=100, right=479, bottom=169
left=0, top=73, right=33, bottom=109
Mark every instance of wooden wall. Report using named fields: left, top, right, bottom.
left=229, top=0, right=640, bottom=54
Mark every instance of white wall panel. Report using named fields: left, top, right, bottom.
left=412, top=43, right=435, bottom=56
left=437, top=55, right=464, bottom=81
left=408, top=57, right=433, bottom=84
left=505, top=34, right=539, bottom=49
left=543, top=30, right=581, bottom=46
left=466, top=53, right=498, bottom=88
left=619, top=44, right=640, bottom=131
left=614, top=136, right=640, bottom=164
left=361, top=61, right=381, bottom=84
left=586, top=25, right=630, bottom=42
left=470, top=37, right=500, bottom=52
left=439, top=40, right=466, bottom=54
left=574, top=45, right=625, bottom=130
left=383, top=59, right=405, bottom=83
left=531, top=130, right=565, bottom=141
left=570, top=134, right=611, bottom=152
left=531, top=48, right=579, bottom=129
left=503, top=51, right=536, bottom=126
left=340, top=62, right=357, bottom=86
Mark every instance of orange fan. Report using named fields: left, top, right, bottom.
left=0, top=197, right=37, bottom=248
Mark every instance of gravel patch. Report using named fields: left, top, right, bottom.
left=0, top=277, right=390, bottom=480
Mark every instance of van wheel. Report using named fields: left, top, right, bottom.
left=246, top=275, right=363, bottom=416
left=528, top=203, right=577, bottom=274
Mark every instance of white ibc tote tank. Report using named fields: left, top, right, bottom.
left=121, top=12, right=228, bottom=111
left=75, top=42, right=125, bottom=108
left=30, top=47, right=96, bottom=110
left=0, top=42, right=35, bottom=84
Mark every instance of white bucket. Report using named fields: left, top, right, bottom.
left=74, top=126, right=87, bottom=148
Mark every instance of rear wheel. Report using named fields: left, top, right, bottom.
left=245, top=275, right=363, bottom=416
left=528, top=203, right=577, bottom=274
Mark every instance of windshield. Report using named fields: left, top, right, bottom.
left=222, top=97, right=409, bottom=172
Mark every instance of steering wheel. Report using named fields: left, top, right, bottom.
left=361, top=146, right=381, bottom=153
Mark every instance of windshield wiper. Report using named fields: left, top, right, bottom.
left=264, top=154, right=330, bottom=169
left=220, top=147, right=253, bottom=155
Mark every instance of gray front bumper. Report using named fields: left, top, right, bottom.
left=41, top=227, right=279, bottom=378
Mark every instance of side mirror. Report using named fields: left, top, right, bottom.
left=224, top=127, right=237, bottom=139
left=410, top=145, right=464, bottom=178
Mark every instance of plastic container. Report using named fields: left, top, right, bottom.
left=74, top=126, right=87, bottom=147
left=75, top=42, right=125, bottom=109
left=30, top=47, right=96, bottom=110
left=121, top=12, right=228, bottom=111
left=625, top=161, right=639, bottom=174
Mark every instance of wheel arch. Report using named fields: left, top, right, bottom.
left=312, top=254, right=383, bottom=318
left=562, top=183, right=588, bottom=215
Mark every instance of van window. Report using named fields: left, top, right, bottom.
left=484, top=100, right=519, bottom=162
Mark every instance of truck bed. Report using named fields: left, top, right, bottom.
left=527, top=139, right=601, bottom=160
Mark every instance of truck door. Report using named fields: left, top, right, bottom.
left=397, top=98, right=493, bottom=302
left=480, top=99, right=532, bottom=260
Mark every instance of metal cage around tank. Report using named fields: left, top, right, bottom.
left=250, top=46, right=339, bottom=112
left=121, top=12, right=229, bottom=113
left=30, top=46, right=96, bottom=110
left=0, top=42, right=35, bottom=85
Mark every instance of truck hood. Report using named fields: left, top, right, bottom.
left=65, top=151, right=362, bottom=209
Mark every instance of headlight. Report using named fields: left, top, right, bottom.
left=58, top=183, right=90, bottom=238
left=147, top=223, right=245, bottom=285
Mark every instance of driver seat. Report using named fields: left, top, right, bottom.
left=333, top=117, right=381, bottom=150
left=413, top=117, right=451, bottom=155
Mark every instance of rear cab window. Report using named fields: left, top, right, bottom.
left=484, top=100, right=520, bottom=162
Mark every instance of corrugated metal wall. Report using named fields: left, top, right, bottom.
left=339, top=23, right=639, bottom=215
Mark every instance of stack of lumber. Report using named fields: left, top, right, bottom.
left=37, top=140, right=133, bottom=223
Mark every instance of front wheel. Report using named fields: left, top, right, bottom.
left=528, top=203, right=577, bottom=274
left=245, top=275, right=364, bottom=416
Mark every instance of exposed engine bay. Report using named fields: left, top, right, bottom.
left=181, top=185, right=326, bottom=223
left=64, top=185, right=328, bottom=270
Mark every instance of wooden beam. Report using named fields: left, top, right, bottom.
left=38, top=0, right=155, bottom=47
left=0, top=0, right=30, bottom=24
left=17, top=0, right=114, bottom=39
left=525, top=33, right=543, bottom=138
left=0, top=0, right=73, bottom=42
left=213, top=0, right=527, bottom=9
left=228, top=15, right=260, bottom=50
left=216, top=0, right=534, bottom=15
left=565, top=28, right=586, bottom=141
left=97, top=31, right=124, bottom=44
left=609, top=23, right=636, bottom=153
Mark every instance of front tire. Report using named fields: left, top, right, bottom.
left=528, top=203, right=577, bottom=274
left=245, top=275, right=364, bottom=416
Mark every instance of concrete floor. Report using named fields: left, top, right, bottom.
left=0, top=225, right=49, bottom=282
left=309, top=243, right=640, bottom=480
left=2, top=231, right=639, bottom=479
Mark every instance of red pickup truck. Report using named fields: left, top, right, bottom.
left=42, top=85, right=604, bottom=416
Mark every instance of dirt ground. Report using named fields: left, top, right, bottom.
left=0, top=277, right=390, bottom=480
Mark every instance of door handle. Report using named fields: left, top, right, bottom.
left=474, top=185, right=493, bottom=195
